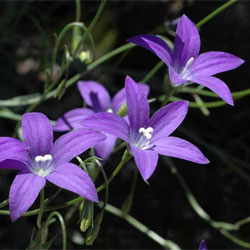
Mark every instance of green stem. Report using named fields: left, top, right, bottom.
left=141, top=61, right=164, bottom=83
left=0, top=199, right=9, bottom=209
left=72, top=0, right=107, bottom=58
left=97, top=150, right=131, bottom=192
left=100, top=202, right=181, bottom=250
left=72, top=0, right=81, bottom=52
left=196, top=0, right=238, bottom=28
left=161, top=85, right=176, bottom=107
left=220, top=230, right=250, bottom=248
left=166, top=158, right=250, bottom=248
left=37, top=189, right=45, bottom=229
left=45, top=211, right=67, bottom=250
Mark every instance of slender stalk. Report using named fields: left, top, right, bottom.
left=72, top=0, right=81, bottom=52
left=141, top=61, right=164, bottom=83
left=101, top=202, right=181, bottom=250
left=37, top=189, right=45, bottom=229
left=0, top=199, right=9, bottom=209
left=161, top=85, right=176, bottom=107
left=166, top=158, right=250, bottom=248
left=97, top=150, right=131, bottom=193
left=45, top=211, right=67, bottom=250
left=196, top=0, right=238, bottom=28
left=73, top=0, right=107, bottom=58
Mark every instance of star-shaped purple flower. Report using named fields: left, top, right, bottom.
left=82, top=76, right=209, bottom=181
left=0, top=112, right=106, bottom=221
left=54, top=80, right=149, bottom=159
left=127, top=14, right=244, bottom=106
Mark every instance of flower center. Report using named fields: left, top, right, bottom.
left=32, top=154, right=54, bottom=177
left=139, top=127, right=153, bottom=139
left=180, top=57, right=194, bottom=79
left=106, top=108, right=113, bottom=113
left=134, top=127, right=154, bottom=150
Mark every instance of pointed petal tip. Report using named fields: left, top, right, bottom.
left=199, top=240, right=207, bottom=250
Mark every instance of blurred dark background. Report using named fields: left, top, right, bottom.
left=0, top=0, right=250, bottom=249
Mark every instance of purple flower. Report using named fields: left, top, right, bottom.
left=199, top=240, right=207, bottom=250
left=54, top=80, right=149, bottom=159
left=127, top=15, right=244, bottom=106
left=0, top=112, right=106, bottom=221
left=82, top=76, right=209, bottom=181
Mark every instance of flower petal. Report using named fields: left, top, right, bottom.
left=0, top=137, right=29, bottom=164
left=0, top=160, right=28, bottom=171
left=188, top=51, right=244, bottom=77
left=111, top=84, right=150, bottom=113
left=22, top=112, right=53, bottom=157
left=199, top=240, right=207, bottom=250
left=82, top=113, right=130, bottom=142
left=153, top=136, right=209, bottom=164
left=173, top=15, right=200, bottom=66
left=46, top=163, right=98, bottom=202
left=190, top=75, right=234, bottom=106
left=130, top=145, right=159, bottom=181
left=149, top=101, right=188, bottom=142
left=77, top=81, right=111, bottom=112
left=9, top=171, right=46, bottom=221
left=94, top=133, right=117, bottom=159
left=127, top=34, right=172, bottom=66
left=54, top=108, right=94, bottom=131
left=51, top=129, right=106, bottom=165
left=125, top=76, right=149, bottom=132
left=168, top=66, right=187, bottom=85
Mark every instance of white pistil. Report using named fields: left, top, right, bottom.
left=185, top=57, right=194, bottom=69
left=139, top=127, right=154, bottom=140
left=107, top=108, right=113, bottom=113
left=180, top=57, right=194, bottom=77
left=35, top=154, right=53, bottom=163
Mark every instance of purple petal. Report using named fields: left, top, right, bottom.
left=199, top=240, right=207, bottom=250
left=190, top=75, right=234, bottom=106
left=125, top=76, right=150, bottom=132
left=127, top=34, right=172, bottom=66
left=168, top=66, right=187, bottom=85
left=46, top=163, right=98, bottom=202
left=77, top=81, right=111, bottom=112
left=0, top=160, right=28, bottom=171
left=130, top=145, right=159, bottom=181
left=0, top=137, right=29, bottom=164
left=22, top=113, right=53, bottom=157
left=94, top=133, right=117, bottom=159
left=188, top=51, right=244, bottom=77
left=153, top=136, right=209, bottom=164
left=54, top=108, right=94, bottom=132
left=111, top=84, right=150, bottom=113
left=173, top=15, right=200, bottom=66
left=9, top=171, right=46, bottom=221
left=149, top=101, right=188, bottom=142
left=51, top=129, right=106, bottom=165
left=82, top=113, right=130, bottom=142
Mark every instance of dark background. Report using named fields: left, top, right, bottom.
left=0, top=1, right=250, bottom=249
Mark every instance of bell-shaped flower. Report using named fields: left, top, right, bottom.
left=0, top=112, right=106, bottom=221
left=82, top=76, right=209, bottom=181
left=127, top=14, right=244, bottom=106
left=54, top=80, right=149, bottom=159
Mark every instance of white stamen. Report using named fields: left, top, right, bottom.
left=107, top=108, right=113, bottom=113
left=35, top=169, right=49, bottom=177
left=35, top=154, right=53, bottom=163
left=139, top=128, right=146, bottom=133
left=185, top=57, right=194, bottom=69
left=138, top=127, right=154, bottom=140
